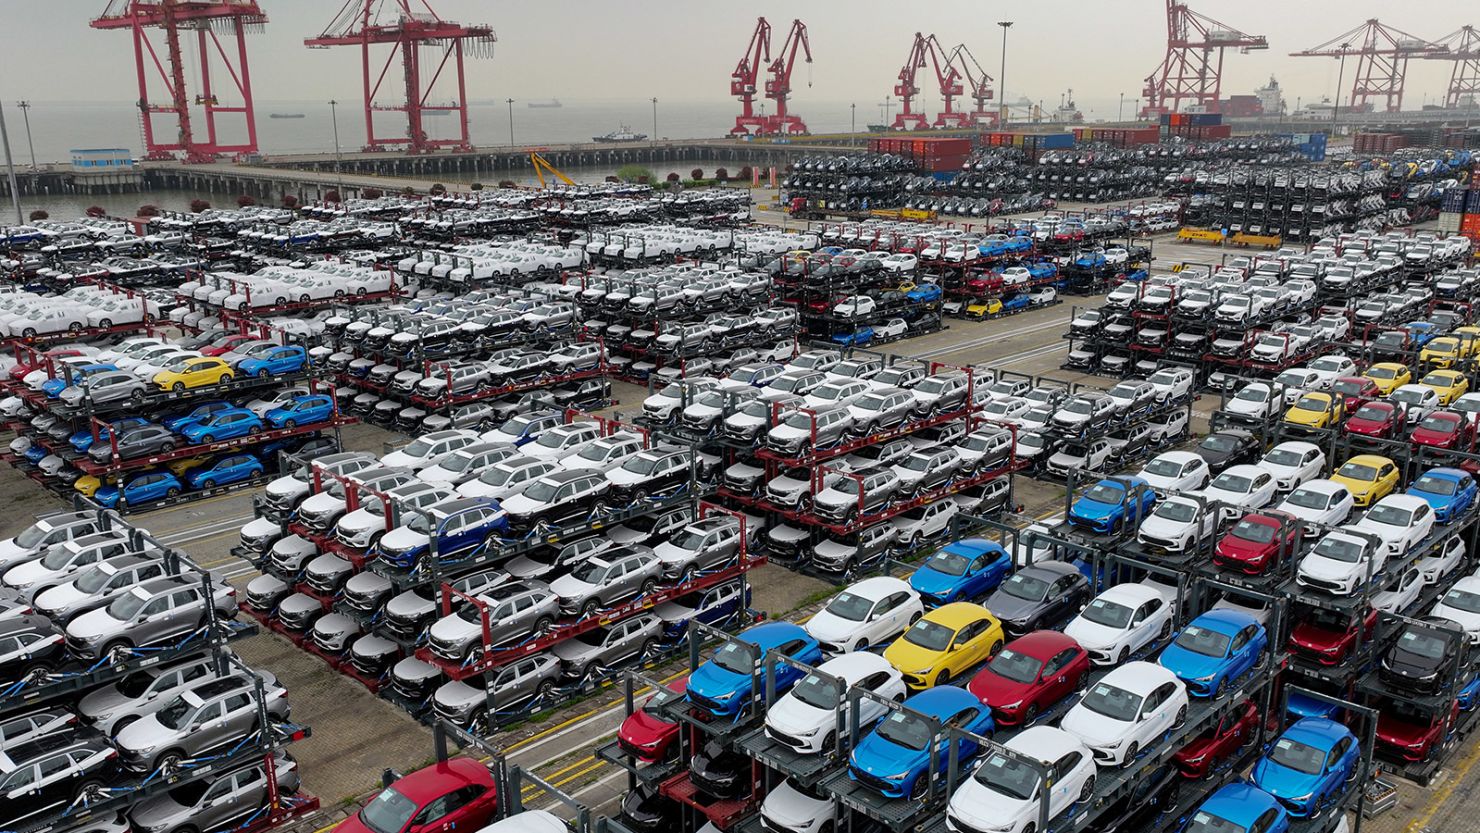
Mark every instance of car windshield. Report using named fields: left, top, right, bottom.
left=1392, top=389, right=1426, bottom=406
left=1081, top=598, right=1133, bottom=629
left=1399, top=629, right=1448, bottom=659
left=1313, top=536, right=1365, bottom=564
left=1367, top=366, right=1398, bottom=380
left=1288, top=485, right=1338, bottom=509
left=855, top=393, right=890, bottom=411
left=1367, top=504, right=1412, bottom=526
left=1338, top=461, right=1379, bottom=480
left=569, top=560, right=611, bottom=585
left=1152, top=500, right=1198, bottom=523
left=401, top=438, right=434, bottom=458
left=1212, top=473, right=1253, bottom=493
left=1062, top=399, right=1093, bottom=415
left=1353, top=404, right=1391, bottom=423
left=972, top=751, right=1039, bottom=799
left=876, top=711, right=932, bottom=751
left=12, top=523, right=49, bottom=549
left=1234, top=386, right=1268, bottom=402
left=39, top=544, right=78, bottom=570
left=923, top=550, right=970, bottom=577
left=75, top=564, right=117, bottom=593
left=1415, top=474, right=1458, bottom=495
left=155, top=694, right=195, bottom=730
left=1294, top=395, right=1328, bottom=412
left=1085, top=483, right=1126, bottom=504
left=1332, top=379, right=1365, bottom=396
left=999, top=573, right=1049, bottom=602
left=1175, top=624, right=1231, bottom=657
left=669, top=528, right=708, bottom=551
left=903, top=619, right=954, bottom=652
left=1262, top=448, right=1304, bottom=468
left=1269, top=737, right=1325, bottom=774
left=359, top=786, right=419, bottom=833
left=1143, top=457, right=1186, bottom=478
left=824, top=591, right=873, bottom=622
left=1420, top=414, right=1457, bottom=433
left=1443, top=588, right=1480, bottom=613
left=106, top=591, right=148, bottom=619
left=790, top=673, right=840, bottom=710
left=987, top=648, right=1043, bottom=684
left=477, top=465, right=519, bottom=487
left=1187, top=812, right=1246, bottom=833
left=521, top=478, right=561, bottom=503
left=712, top=641, right=757, bottom=675
left=1200, top=435, right=1239, bottom=453
left=1080, top=682, right=1143, bottom=722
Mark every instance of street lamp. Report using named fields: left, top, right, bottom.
left=16, top=101, right=35, bottom=170
left=997, top=21, right=1013, bottom=125
left=651, top=97, right=658, bottom=141
left=328, top=99, right=344, bottom=197
left=1118, top=92, right=1125, bottom=123
left=506, top=98, right=515, bottom=146
left=1332, top=43, right=1351, bottom=132
left=851, top=102, right=856, bottom=134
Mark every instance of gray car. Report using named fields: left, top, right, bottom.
left=65, top=573, right=237, bottom=660
left=432, top=654, right=563, bottom=727
left=652, top=517, right=743, bottom=581
left=0, top=512, right=109, bottom=573
left=128, top=752, right=300, bottom=833
left=87, top=424, right=178, bottom=463
left=551, top=613, right=663, bottom=678
left=115, top=672, right=290, bottom=772
left=548, top=548, right=662, bottom=618
left=58, top=371, right=148, bottom=407
left=0, top=706, right=77, bottom=747
left=380, top=568, right=510, bottom=642
left=1, top=532, right=142, bottom=599
left=78, top=652, right=222, bottom=734
left=426, top=580, right=560, bottom=661
left=31, top=554, right=170, bottom=624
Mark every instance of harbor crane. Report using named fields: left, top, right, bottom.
left=90, top=0, right=268, bottom=163
left=729, top=17, right=771, bottom=136
left=763, top=18, right=813, bottom=135
left=728, top=17, right=812, bottom=136
left=1140, top=0, right=1268, bottom=117
left=1292, top=20, right=1448, bottom=113
left=306, top=0, right=496, bottom=154
left=947, top=44, right=998, bottom=128
left=890, top=33, right=967, bottom=130
left=1425, top=26, right=1480, bottom=110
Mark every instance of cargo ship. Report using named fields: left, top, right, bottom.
left=593, top=126, right=647, bottom=143
left=527, top=99, right=562, bottom=108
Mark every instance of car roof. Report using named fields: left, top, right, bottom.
left=389, top=758, right=494, bottom=802
left=736, top=621, right=809, bottom=648
left=841, top=575, right=912, bottom=600
left=814, top=651, right=894, bottom=683
left=1281, top=716, right=1350, bottom=749
left=1099, top=660, right=1177, bottom=694
left=1098, top=583, right=1160, bottom=605
left=1343, top=454, right=1394, bottom=466
left=1189, top=607, right=1258, bottom=634
left=1002, top=725, right=1086, bottom=763
left=900, top=684, right=980, bottom=717
left=925, top=602, right=993, bottom=628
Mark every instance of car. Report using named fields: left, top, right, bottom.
left=151, top=355, right=234, bottom=391
left=179, top=407, right=264, bottom=444
left=1068, top=476, right=1156, bottom=534
left=95, top=470, right=186, bottom=508
left=501, top=469, right=613, bottom=534
left=426, top=580, right=560, bottom=661
left=1284, top=391, right=1344, bottom=429
left=551, top=613, right=663, bottom=678
left=1407, top=467, right=1479, bottom=523
left=237, top=344, right=307, bottom=377
left=652, top=517, right=743, bottom=582
left=1421, top=369, right=1471, bottom=404
left=966, top=630, right=1091, bottom=726
left=185, top=453, right=264, bottom=489
left=1174, top=699, right=1260, bottom=778
left=1213, top=511, right=1304, bottom=575
left=1296, top=528, right=1387, bottom=596
left=684, top=622, right=822, bottom=718
left=1137, top=451, right=1211, bottom=493
left=31, top=554, right=172, bottom=625
left=764, top=652, right=908, bottom=755
left=1331, top=376, right=1382, bottom=411
left=1343, top=400, right=1406, bottom=440
left=64, top=574, right=236, bottom=660
left=1251, top=718, right=1360, bottom=817
left=1060, top=661, right=1189, bottom=767
left=889, top=500, right=961, bottom=550
left=1193, top=430, right=1262, bottom=475
left=1430, top=576, right=1480, bottom=643
left=264, top=394, right=336, bottom=429
left=1354, top=494, right=1436, bottom=558
left=382, top=429, right=481, bottom=470
left=847, top=686, right=993, bottom=799
left=1329, top=455, right=1400, bottom=508
left=77, top=653, right=225, bottom=734
left=1380, top=617, right=1467, bottom=691
left=983, top=562, right=1091, bottom=638
left=328, top=758, right=500, bottom=833
left=1364, top=362, right=1412, bottom=395
left=1184, top=784, right=1291, bottom=833
left=944, top=725, right=1096, bottom=833
left=1412, top=410, right=1477, bottom=450
left=1158, top=609, right=1267, bottom=698
left=616, top=677, right=688, bottom=762
left=88, top=424, right=179, bottom=463
left=0, top=615, right=67, bottom=681
left=1064, top=583, right=1174, bottom=666
left=114, top=672, right=288, bottom=771
left=907, top=539, right=1012, bottom=607
left=1134, top=495, right=1221, bottom=557
left=0, top=728, right=123, bottom=830
left=1201, top=465, right=1279, bottom=520
left=884, top=602, right=1004, bottom=690
left=127, top=751, right=301, bottom=833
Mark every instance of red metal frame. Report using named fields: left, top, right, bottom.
left=763, top=19, right=813, bottom=135
left=91, top=0, right=267, bottom=162
left=946, top=44, right=997, bottom=128
left=1291, top=20, right=1448, bottom=113
left=1427, top=26, right=1480, bottom=110
left=1141, top=0, right=1268, bottom=116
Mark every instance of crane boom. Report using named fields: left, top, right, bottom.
left=1141, top=0, right=1267, bottom=116
left=729, top=17, right=771, bottom=135
left=948, top=44, right=997, bottom=127
left=1291, top=19, right=1447, bottom=112
left=763, top=18, right=813, bottom=135
left=1423, top=25, right=1480, bottom=109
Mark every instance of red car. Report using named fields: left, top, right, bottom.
left=1212, top=511, right=1301, bottom=575
left=8, top=347, right=88, bottom=382
left=1287, top=606, right=1377, bottom=666
left=805, top=294, right=848, bottom=314
left=1376, top=701, right=1458, bottom=762
left=333, top=758, right=498, bottom=833
left=1343, top=401, right=1404, bottom=439
left=1173, top=699, right=1259, bottom=778
left=201, top=333, right=257, bottom=357
left=617, top=677, right=688, bottom=762
left=1331, top=376, right=1381, bottom=412
left=964, top=274, right=1005, bottom=295
left=1412, top=410, right=1477, bottom=450
left=966, top=631, right=1090, bottom=726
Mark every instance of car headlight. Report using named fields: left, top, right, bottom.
left=1290, top=792, right=1314, bottom=803
left=999, top=700, right=1023, bottom=710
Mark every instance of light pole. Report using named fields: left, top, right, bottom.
left=0, top=102, right=20, bottom=223
left=1118, top=92, right=1125, bottom=123
left=506, top=98, right=515, bottom=146
left=997, top=21, right=1013, bottom=125
left=1332, top=43, right=1350, bottom=133
left=651, top=97, right=658, bottom=141
left=16, top=101, right=35, bottom=170
left=851, top=102, right=856, bottom=134
left=328, top=99, right=344, bottom=197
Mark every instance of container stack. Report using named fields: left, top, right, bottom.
left=1160, top=112, right=1232, bottom=141
left=1072, top=125, right=1162, bottom=147
left=979, top=131, right=1075, bottom=160
left=867, top=136, right=973, bottom=173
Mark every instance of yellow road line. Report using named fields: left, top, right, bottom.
left=521, top=760, right=608, bottom=803
left=1404, top=724, right=1480, bottom=833
left=521, top=755, right=596, bottom=791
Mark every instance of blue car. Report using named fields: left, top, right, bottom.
left=656, top=580, right=751, bottom=642
left=1401, top=321, right=1440, bottom=347
left=848, top=686, right=994, bottom=800
left=1406, top=467, right=1478, bottom=523
left=1460, top=672, right=1480, bottom=711
left=376, top=497, right=510, bottom=569
left=685, top=622, right=822, bottom=718
left=832, top=326, right=875, bottom=347
left=186, top=453, right=265, bottom=489
left=265, top=394, right=336, bottom=429
left=96, top=471, right=184, bottom=508
left=1251, top=718, right=1360, bottom=817
left=908, top=538, right=1012, bottom=606
left=40, top=363, right=117, bottom=398
left=23, top=444, right=48, bottom=465
left=906, top=283, right=944, bottom=303
left=161, top=400, right=234, bottom=433
left=1001, top=294, right=1030, bottom=313
left=1185, top=783, right=1289, bottom=833
left=1068, top=476, right=1157, bottom=534
left=179, top=408, right=264, bottom=444
left=1286, top=690, right=1344, bottom=721
left=1158, top=609, right=1267, bottom=697
left=69, top=417, right=149, bottom=454
left=1022, top=261, right=1059, bottom=280
left=238, top=344, right=308, bottom=377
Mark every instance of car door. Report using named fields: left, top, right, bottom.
left=950, top=619, right=989, bottom=673
left=199, top=765, right=252, bottom=828
left=1127, top=600, right=1159, bottom=652
left=491, top=662, right=528, bottom=710
left=1042, top=648, right=1082, bottom=703
left=1049, top=750, right=1086, bottom=815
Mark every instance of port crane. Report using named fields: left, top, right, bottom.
left=729, top=17, right=771, bottom=136
left=1425, top=25, right=1480, bottom=110
left=1292, top=20, right=1448, bottom=113
left=90, top=0, right=267, bottom=163
left=890, top=33, right=964, bottom=130
left=1140, top=0, right=1268, bottom=117
left=947, top=44, right=998, bottom=128
left=763, top=18, right=813, bottom=135
left=306, top=0, right=496, bottom=154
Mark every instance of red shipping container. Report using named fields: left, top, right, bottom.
left=1461, top=213, right=1480, bottom=235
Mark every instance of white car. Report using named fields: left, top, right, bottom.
left=760, top=777, right=836, bottom=833
left=1222, top=382, right=1280, bottom=422
left=888, top=500, right=960, bottom=549
left=1372, top=566, right=1424, bottom=613
left=1275, top=480, right=1354, bottom=529
left=1417, top=536, right=1466, bottom=584
left=1134, top=496, right=1220, bottom=556
left=1353, top=494, right=1435, bottom=558
left=1137, top=451, right=1210, bottom=492
left=520, top=422, right=601, bottom=461
left=1305, top=355, right=1357, bottom=386
left=1296, top=527, right=1388, bottom=595
left=1146, top=367, right=1194, bottom=403
left=803, top=576, right=923, bottom=655
left=946, top=726, right=1097, bottom=833
left=380, top=430, right=480, bottom=470
left=764, top=652, right=907, bottom=755
left=1200, top=465, right=1278, bottom=520
left=1390, top=384, right=1439, bottom=425
left=1064, top=583, right=1174, bottom=666
left=1256, top=442, right=1325, bottom=492
left=1272, top=368, right=1325, bottom=404
left=1431, top=575, right=1480, bottom=643
left=1060, top=662, right=1188, bottom=766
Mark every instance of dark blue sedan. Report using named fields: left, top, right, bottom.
left=265, top=394, right=336, bottom=429
left=186, top=453, right=265, bottom=489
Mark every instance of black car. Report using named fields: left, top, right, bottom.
left=620, top=782, right=681, bottom=833
left=984, top=562, right=1091, bottom=638
left=0, top=615, right=68, bottom=681
left=1379, top=617, right=1467, bottom=693
left=501, top=470, right=612, bottom=534
left=689, top=738, right=750, bottom=799
left=1192, top=429, right=1261, bottom=475
left=605, top=447, right=693, bottom=505
left=88, top=424, right=178, bottom=463
left=0, top=727, right=121, bottom=830
left=1096, top=761, right=1180, bottom=833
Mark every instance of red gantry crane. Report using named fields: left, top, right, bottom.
left=1292, top=20, right=1448, bottom=113
left=947, top=44, right=997, bottom=128
left=1425, top=26, right=1480, bottom=110
left=890, top=33, right=967, bottom=130
left=90, top=0, right=267, bottom=163
left=729, top=17, right=771, bottom=136
left=763, top=18, right=813, bottom=135
left=1140, top=0, right=1268, bottom=117
left=306, top=0, right=496, bottom=154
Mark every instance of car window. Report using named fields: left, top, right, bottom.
left=38, top=754, right=71, bottom=780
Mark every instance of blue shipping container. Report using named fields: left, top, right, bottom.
left=1467, top=191, right=1480, bottom=212
left=1189, top=113, right=1223, bottom=126
left=1443, top=189, right=1468, bottom=212
left=1039, top=133, right=1076, bottom=149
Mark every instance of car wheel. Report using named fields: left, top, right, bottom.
left=201, top=435, right=215, bottom=444
left=633, top=488, right=649, bottom=504
left=640, top=638, right=658, bottom=659
left=1117, top=646, right=1130, bottom=664
left=99, top=319, right=113, bottom=329
left=21, top=328, right=36, bottom=338
left=155, top=749, right=186, bottom=774
left=160, top=441, right=175, bottom=453
left=1159, top=619, right=1173, bottom=640
left=1078, top=774, right=1096, bottom=804
left=166, top=487, right=179, bottom=498
left=284, top=419, right=297, bottom=429
left=580, top=598, right=599, bottom=618
left=534, top=615, right=554, bottom=634
left=935, top=669, right=951, bottom=687
left=219, top=375, right=230, bottom=385
left=202, top=479, right=215, bottom=489
left=906, top=532, right=921, bottom=550
left=172, top=382, right=185, bottom=392
left=19, top=660, right=52, bottom=681
left=1122, top=742, right=1139, bottom=766
left=248, top=425, right=261, bottom=435
left=908, top=774, right=929, bottom=801
left=989, top=640, right=1003, bottom=657
left=257, top=369, right=269, bottom=378
left=641, top=577, right=658, bottom=595
left=1172, top=705, right=1187, bottom=729
left=74, top=780, right=104, bottom=804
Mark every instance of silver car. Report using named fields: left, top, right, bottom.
left=551, top=613, right=663, bottom=678
left=2, top=532, right=143, bottom=599
left=432, top=654, right=563, bottom=727
left=58, top=371, right=147, bottom=407
left=78, top=652, right=223, bottom=734
left=427, top=581, right=560, bottom=661
left=32, top=554, right=170, bottom=624
left=115, top=672, right=290, bottom=772
left=0, top=512, right=109, bottom=573
left=548, top=548, right=662, bottom=618
left=65, top=573, right=237, bottom=660
left=128, top=752, right=300, bottom=833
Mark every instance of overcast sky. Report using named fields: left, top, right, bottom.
left=2, top=1, right=1473, bottom=114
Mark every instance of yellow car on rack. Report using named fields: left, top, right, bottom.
left=1419, top=336, right=1468, bottom=369
left=1329, top=454, right=1401, bottom=508
left=1420, top=369, right=1470, bottom=405
left=166, top=454, right=214, bottom=478
left=1363, top=362, right=1412, bottom=396
left=73, top=472, right=121, bottom=498
left=965, top=299, right=999, bottom=320
left=1284, top=391, right=1344, bottom=429
left=153, top=356, right=234, bottom=392
left=883, top=602, right=1004, bottom=691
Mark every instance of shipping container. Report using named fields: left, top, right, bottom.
left=1462, top=213, right=1480, bottom=235
left=1439, top=212, right=1463, bottom=233
left=1188, top=113, right=1223, bottom=126
left=1467, top=191, right=1480, bottom=212
left=1443, top=189, right=1469, bottom=213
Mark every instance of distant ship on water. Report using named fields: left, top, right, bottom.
left=269, top=113, right=305, bottom=119
left=593, top=126, right=648, bottom=143
left=527, top=99, right=563, bottom=108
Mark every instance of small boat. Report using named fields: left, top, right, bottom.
left=527, top=99, right=563, bottom=108
left=593, top=125, right=648, bottom=143
left=269, top=113, right=305, bottom=119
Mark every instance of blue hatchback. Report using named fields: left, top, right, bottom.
left=161, top=400, right=234, bottom=433
left=832, top=326, right=875, bottom=347
left=908, top=538, right=1012, bottom=606
left=179, top=408, right=264, bottom=444
left=1251, top=718, right=1360, bottom=817
left=848, top=686, right=994, bottom=800
left=1185, top=783, right=1289, bottom=833
left=1068, top=476, right=1157, bottom=534
left=685, top=622, right=822, bottom=718
left=1406, top=467, right=1478, bottom=523
left=906, top=283, right=944, bottom=303
left=69, top=416, right=149, bottom=454
left=96, top=470, right=184, bottom=508
left=41, top=363, right=117, bottom=398
left=265, top=394, right=336, bottom=429
left=186, top=453, right=264, bottom=489
left=238, top=344, right=308, bottom=377
left=1158, top=609, right=1267, bottom=697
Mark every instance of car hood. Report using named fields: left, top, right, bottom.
left=948, top=777, right=1033, bottom=829
left=803, top=608, right=865, bottom=643
left=850, top=734, right=921, bottom=779
left=1062, top=617, right=1125, bottom=651
left=379, top=527, right=429, bottom=554
left=337, top=508, right=384, bottom=534
left=34, top=581, right=87, bottom=611
left=428, top=614, right=481, bottom=646
left=763, top=780, right=833, bottom=826
left=79, top=680, right=139, bottom=718
left=548, top=574, right=598, bottom=601
left=687, top=660, right=748, bottom=703
left=1139, top=515, right=1195, bottom=541
left=1251, top=758, right=1319, bottom=801
left=1059, top=704, right=1129, bottom=746
left=551, top=639, right=601, bottom=662
left=908, top=566, right=962, bottom=598
left=1159, top=643, right=1226, bottom=681
left=4, top=559, right=61, bottom=588
left=128, top=790, right=193, bottom=829
left=766, top=694, right=833, bottom=738
left=67, top=607, right=122, bottom=642
left=982, top=593, right=1039, bottom=625
left=115, top=711, right=168, bottom=753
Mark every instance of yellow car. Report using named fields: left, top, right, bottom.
left=153, top=356, right=234, bottom=392
left=1420, top=369, right=1470, bottom=405
left=1419, top=336, right=1466, bottom=368
left=74, top=473, right=121, bottom=498
left=1363, top=362, right=1412, bottom=396
left=166, top=454, right=213, bottom=477
left=884, top=602, right=1004, bottom=690
left=1329, top=454, right=1401, bottom=508
left=965, top=299, right=1000, bottom=320
left=1284, top=391, right=1344, bottom=428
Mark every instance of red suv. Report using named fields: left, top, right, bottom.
left=334, top=759, right=498, bottom=833
left=617, top=677, right=688, bottom=763
left=1212, top=512, right=1300, bottom=575
left=1377, top=701, right=1458, bottom=762
left=1173, top=699, right=1259, bottom=778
